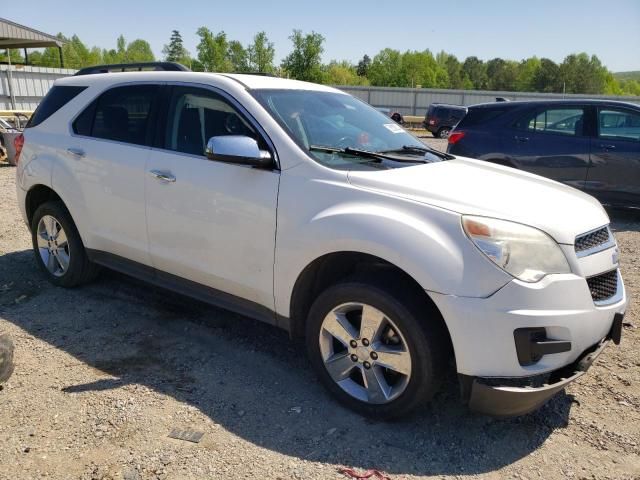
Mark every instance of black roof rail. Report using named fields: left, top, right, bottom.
left=74, top=62, right=190, bottom=76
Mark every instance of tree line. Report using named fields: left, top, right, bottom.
left=1, top=29, right=638, bottom=96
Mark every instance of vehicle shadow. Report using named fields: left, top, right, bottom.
left=607, top=207, right=640, bottom=234
left=0, top=249, right=573, bottom=476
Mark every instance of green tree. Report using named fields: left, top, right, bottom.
left=323, top=60, right=368, bottom=85
left=0, top=49, right=25, bottom=65
left=617, top=79, right=640, bottom=96
left=281, top=30, right=325, bottom=82
left=533, top=58, right=561, bottom=92
left=196, top=27, right=232, bottom=72
left=117, top=35, right=126, bottom=58
left=400, top=50, right=447, bottom=88
left=437, top=51, right=465, bottom=89
left=486, top=58, right=518, bottom=91
left=356, top=54, right=371, bottom=77
left=247, top=31, right=275, bottom=73
left=124, top=39, right=155, bottom=63
left=559, top=53, right=608, bottom=94
left=367, top=48, right=403, bottom=86
left=515, top=57, right=541, bottom=91
left=162, top=30, right=190, bottom=66
left=462, top=56, right=487, bottom=90
left=228, top=40, right=249, bottom=72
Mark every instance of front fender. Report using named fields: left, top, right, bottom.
left=274, top=172, right=511, bottom=317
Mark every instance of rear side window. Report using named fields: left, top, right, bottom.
left=459, top=107, right=509, bottom=127
left=26, top=86, right=86, bottom=128
left=73, top=85, right=159, bottom=146
left=515, top=107, right=585, bottom=136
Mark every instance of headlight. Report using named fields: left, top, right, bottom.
left=462, top=215, right=571, bottom=282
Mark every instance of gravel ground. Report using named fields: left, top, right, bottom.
left=0, top=160, right=638, bottom=480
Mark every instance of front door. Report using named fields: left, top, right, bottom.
left=145, top=85, right=280, bottom=311
left=586, top=106, right=640, bottom=207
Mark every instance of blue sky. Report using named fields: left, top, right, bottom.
left=4, top=0, right=640, bottom=71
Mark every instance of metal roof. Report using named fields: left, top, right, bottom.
left=0, top=17, right=64, bottom=49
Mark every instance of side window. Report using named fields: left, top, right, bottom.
left=164, top=86, right=259, bottom=156
left=516, top=108, right=585, bottom=136
left=27, top=86, right=87, bottom=128
left=513, top=109, right=537, bottom=130
left=73, top=85, right=159, bottom=146
left=599, top=109, right=640, bottom=142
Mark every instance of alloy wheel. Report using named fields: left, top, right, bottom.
left=36, top=215, right=70, bottom=277
left=318, top=302, right=412, bottom=404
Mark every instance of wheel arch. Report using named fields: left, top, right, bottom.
left=288, top=251, right=453, bottom=353
left=25, top=184, right=64, bottom=226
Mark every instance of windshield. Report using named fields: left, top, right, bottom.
left=252, top=89, right=439, bottom=170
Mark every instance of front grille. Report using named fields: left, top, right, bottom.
left=586, top=270, right=618, bottom=303
left=575, top=226, right=611, bottom=254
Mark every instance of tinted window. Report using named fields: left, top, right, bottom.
left=516, top=107, right=585, bottom=136
left=72, top=100, right=96, bottom=136
left=164, top=86, right=258, bottom=156
left=83, top=85, right=159, bottom=145
left=26, top=86, right=86, bottom=128
left=459, top=107, right=509, bottom=127
left=599, top=109, right=640, bottom=142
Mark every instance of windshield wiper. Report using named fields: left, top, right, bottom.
left=380, top=145, right=456, bottom=160
left=309, top=145, right=428, bottom=163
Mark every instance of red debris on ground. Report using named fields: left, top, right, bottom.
left=338, top=467, right=392, bottom=480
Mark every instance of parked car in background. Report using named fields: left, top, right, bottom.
left=15, top=64, right=627, bottom=418
left=447, top=100, right=640, bottom=208
left=375, top=107, right=405, bottom=124
left=423, top=103, right=467, bottom=138
left=0, top=110, right=32, bottom=130
left=0, top=117, right=22, bottom=165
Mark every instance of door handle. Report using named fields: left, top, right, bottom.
left=600, top=144, right=616, bottom=151
left=150, top=170, right=176, bottom=183
left=515, top=136, right=529, bottom=142
left=66, top=147, right=85, bottom=157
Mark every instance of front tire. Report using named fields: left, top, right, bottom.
left=306, top=276, right=448, bottom=419
left=31, top=201, right=99, bottom=287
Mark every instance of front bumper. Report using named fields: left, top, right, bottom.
left=462, top=314, right=623, bottom=417
left=430, top=271, right=627, bottom=378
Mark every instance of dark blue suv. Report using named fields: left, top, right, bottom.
left=447, top=100, right=640, bottom=208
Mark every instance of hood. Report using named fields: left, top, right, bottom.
left=347, top=157, right=609, bottom=244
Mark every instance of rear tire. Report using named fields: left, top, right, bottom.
left=30, top=201, right=99, bottom=287
left=437, top=127, right=451, bottom=139
left=305, top=274, right=448, bottom=419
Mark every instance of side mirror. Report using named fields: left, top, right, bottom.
left=205, top=135, right=273, bottom=168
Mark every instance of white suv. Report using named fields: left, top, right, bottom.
left=15, top=63, right=628, bottom=418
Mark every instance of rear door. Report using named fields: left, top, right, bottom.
left=68, top=84, right=159, bottom=265
left=510, top=105, right=591, bottom=189
left=586, top=106, right=640, bottom=207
